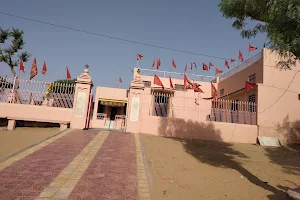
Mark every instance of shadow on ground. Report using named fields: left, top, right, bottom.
left=157, top=117, right=290, bottom=200
left=264, top=116, right=300, bottom=176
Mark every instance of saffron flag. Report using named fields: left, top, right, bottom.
left=156, top=58, right=161, bottom=70
left=30, top=58, right=38, bottom=80
left=215, top=68, right=223, bottom=74
left=225, top=60, right=230, bottom=69
left=152, top=59, right=155, bottom=68
left=42, top=61, right=47, bottom=75
left=248, top=43, right=258, bottom=52
left=119, top=77, right=122, bottom=83
left=154, top=74, right=164, bottom=90
left=245, top=81, right=257, bottom=92
left=238, top=50, right=244, bottom=62
left=209, top=62, right=214, bottom=68
left=172, top=59, right=176, bottom=68
left=169, top=76, right=174, bottom=89
left=66, top=66, right=71, bottom=79
left=203, top=63, right=208, bottom=71
left=184, top=63, right=187, bottom=72
left=136, top=54, right=143, bottom=60
left=230, top=58, right=235, bottom=63
left=19, top=59, right=25, bottom=73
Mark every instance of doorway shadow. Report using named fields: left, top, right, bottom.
left=157, top=117, right=289, bottom=199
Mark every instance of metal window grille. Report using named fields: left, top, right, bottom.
left=152, top=92, right=171, bottom=117
left=174, top=84, right=185, bottom=91
left=220, top=88, right=224, bottom=96
left=248, top=94, right=256, bottom=112
left=143, top=81, right=151, bottom=88
left=248, top=74, right=256, bottom=83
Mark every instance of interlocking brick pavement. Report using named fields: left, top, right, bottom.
left=68, top=132, right=138, bottom=200
left=0, top=129, right=98, bottom=200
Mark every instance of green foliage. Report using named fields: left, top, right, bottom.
left=218, top=0, right=300, bottom=69
left=46, top=79, right=76, bottom=94
left=53, top=79, right=76, bottom=85
left=0, top=27, right=31, bottom=76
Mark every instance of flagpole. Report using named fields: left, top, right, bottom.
left=136, top=60, right=139, bottom=68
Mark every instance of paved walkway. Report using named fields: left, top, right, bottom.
left=0, top=129, right=151, bottom=200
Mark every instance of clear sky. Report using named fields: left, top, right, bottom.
left=0, top=0, right=267, bottom=89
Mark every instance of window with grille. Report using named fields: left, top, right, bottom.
left=231, top=100, right=238, bottom=111
left=143, top=81, right=151, bottom=88
left=175, top=84, right=185, bottom=91
left=152, top=92, right=170, bottom=117
left=220, top=88, right=224, bottom=96
left=248, top=94, right=256, bottom=112
left=248, top=74, right=256, bottom=83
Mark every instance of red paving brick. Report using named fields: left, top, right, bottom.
left=68, top=132, right=138, bottom=200
left=0, top=129, right=99, bottom=200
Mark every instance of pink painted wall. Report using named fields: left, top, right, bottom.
left=257, top=49, right=300, bottom=144
left=217, top=52, right=263, bottom=99
left=0, top=102, right=72, bottom=123
left=139, top=116, right=257, bottom=144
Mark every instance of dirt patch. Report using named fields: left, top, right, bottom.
left=0, top=127, right=61, bottom=160
left=142, top=134, right=300, bottom=200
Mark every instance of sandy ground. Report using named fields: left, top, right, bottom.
left=0, top=127, right=61, bottom=160
left=142, top=134, right=300, bottom=200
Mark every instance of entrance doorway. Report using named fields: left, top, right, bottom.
left=110, top=107, right=118, bottom=120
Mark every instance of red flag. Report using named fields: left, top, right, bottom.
left=211, top=82, right=217, bottom=98
left=30, top=58, right=38, bottom=80
left=19, top=59, right=25, bottom=73
left=230, top=58, right=235, bottom=63
left=215, top=68, right=223, bottom=74
left=152, top=59, right=155, bottom=68
left=245, top=81, right=257, bottom=92
left=119, top=77, right=122, bottom=83
left=225, top=60, right=230, bottom=69
left=184, top=63, right=187, bottom=72
left=203, top=82, right=217, bottom=100
left=156, top=58, right=161, bottom=70
left=209, top=62, right=214, bottom=68
left=154, top=74, right=164, bottom=90
left=66, top=66, right=71, bottom=79
left=194, top=87, right=204, bottom=93
left=184, top=74, right=189, bottom=89
left=169, top=76, right=174, bottom=89
left=136, top=54, right=143, bottom=60
left=42, top=61, right=47, bottom=75
left=172, top=59, right=176, bottom=68
left=238, top=50, right=244, bottom=62
left=202, top=63, right=208, bottom=71
left=248, top=43, right=258, bottom=52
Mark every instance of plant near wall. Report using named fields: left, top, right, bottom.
left=218, top=0, right=300, bottom=69
left=0, top=27, right=31, bottom=76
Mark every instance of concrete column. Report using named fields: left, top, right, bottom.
left=125, top=74, right=145, bottom=133
left=70, top=65, right=93, bottom=129
left=7, top=119, right=16, bottom=130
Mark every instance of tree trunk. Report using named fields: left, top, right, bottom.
left=10, top=66, right=16, bottom=77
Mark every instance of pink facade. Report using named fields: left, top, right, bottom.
left=1, top=48, right=299, bottom=144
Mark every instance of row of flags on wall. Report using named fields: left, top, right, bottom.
left=135, top=43, right=258, bottom=75
left=19, top=58, right=72, bottom=80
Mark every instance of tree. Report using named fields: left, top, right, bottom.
left=0, top=27, right=31, bottom=76
left=218, top=0, right=300, bottom=69
left=46, top=79, right=76, bottom=94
